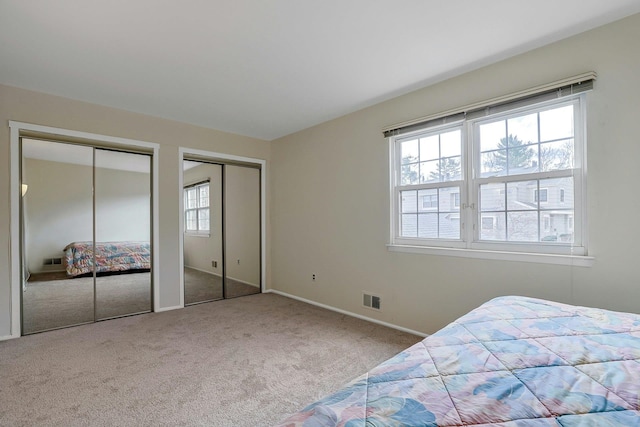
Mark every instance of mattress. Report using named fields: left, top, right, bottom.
left=63, top=241, right=151, bottom=277
left=276, top=296, right=640, bottom=426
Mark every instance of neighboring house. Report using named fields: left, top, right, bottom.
left=400, top=164, right=574, bottom=243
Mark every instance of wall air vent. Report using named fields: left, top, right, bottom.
left=363, top=292, right=381, bottom=310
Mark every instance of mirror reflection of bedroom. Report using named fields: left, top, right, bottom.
left=21, top=139, right=152, bottom=334
left=183, top=160, right=260, bottom=305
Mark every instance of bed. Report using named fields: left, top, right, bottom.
left=63, top=241, right=151, bottom=277
left=276, top=296, right=640, bottom=426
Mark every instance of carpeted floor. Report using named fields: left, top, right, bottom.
left=0, top=293, right=420, bottom=426
left=184, top=267, right=260, bottom=305
left=23, top=268, right=260, bottom=333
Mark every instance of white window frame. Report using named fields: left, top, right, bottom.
left=388, top=94, right=591, bottom=266
left=184, top=181, right=210, bottom=235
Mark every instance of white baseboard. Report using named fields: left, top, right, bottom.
left=265, top=289, right=428, bottom=338
left=227, top=276, right=260, bottom=288
left=184, top=267, right=259, bottom=288
left=184, top=266, right=222, bottom=277
left=0, top=333, right=19, bottom=341
left=155, top=304, right=183, bottom=313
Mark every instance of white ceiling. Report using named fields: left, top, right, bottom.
left=2, top=1, right=639, bottom=141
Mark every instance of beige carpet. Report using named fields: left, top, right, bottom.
left=0, top=293, right=420, bottom=426
left=23, top=269, right=260, bottom=333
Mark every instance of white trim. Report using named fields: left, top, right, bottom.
left=0, top=334, right=17, bottom=342
left=9, top=125, right=21, bottom=339
left=387, top=244, right=594, bottom=267
left=178, top=147, right=267, bottom=298
left=265, top=289, right=428, bottom=338
left=9, top=121, right=161, bottom=339
left=154, top=305, right=183, bottom=313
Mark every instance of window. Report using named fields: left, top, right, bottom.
left=184, top=182, right=210, bottom=233
left=534, top=188, right=548, bottom=203
left=422, top=194, right=437, bottom=209
left=390, top=88, right=587, bottom=258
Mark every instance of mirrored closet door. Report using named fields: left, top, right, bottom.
left=224, top=165, right=261, bottom=298
left=21, top=140, right=95, bottom=333
left=182, top=160, right=260, bottom=305
left=21, top=139, right=153, bottom=334
left=183, top=161, right=224, bottom=305
left=95, top=149, right=152, bottom=320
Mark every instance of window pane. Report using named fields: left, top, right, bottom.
left=540, top=105, right=573, bottom=142
left=507, top=139, right=536, bottom=173
left=198, top=208, right=210, bottom=231
left=198, top=184, right=209, bottom=208
left=480, top=120, right=506, bottom=152
left=185, top=210, right=197, bottom=231
left=440, top=129, right=461, bottom=157
left=507, top=211, right=538, bottom=242
left=438, top=157, right=461, bottom=182
left=401, top=139, right=419, bottom=164
left=401, top=214, right=417, bottom=237
left=480, top=212, right=505, bottom=241
left=507, top=181, right=537, bottom=211
left=401, top=162, right=419, bottom=185
left=419, top=135, right=439, bottom=161
left=480, top=183, right=505, bottom=212
left=418, top=189, right=437, bottom=211
left=419, top=160, right=439, bottom=183
left=439, top=187, right=460, bottom=212
left=539, top=178, right=574, bottom=210
left=481, top=151, right=507, bottom=177
left=508, top=113, right=538, bottom=145
left=540, top=140, right=574, bottom=171
left=439, top=213, right=459, bottom=239
left=540, top=211, right=574, bottom=243
left=187, top=188, right=197, bottom=209
left=417, top=213, right=438, bottom=238
left=400, top=190, right=418, bottom=213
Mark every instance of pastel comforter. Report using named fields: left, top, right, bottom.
left=64, top=241, right=151, bottom=277
left=277, top=296, right=640, bottom=426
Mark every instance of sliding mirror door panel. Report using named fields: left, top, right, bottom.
left=224, top=165, right=261, bottom=298
left=21, top=139, right=95, bottom=334
left=183, top=161, right=223, bottom=305
left=94, top=149, right=152, bottom=320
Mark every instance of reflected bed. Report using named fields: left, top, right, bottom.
left=63, top=241, right=151, bottom=277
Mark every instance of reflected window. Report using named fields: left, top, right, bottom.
left=184, top=182, right=210, bottom=233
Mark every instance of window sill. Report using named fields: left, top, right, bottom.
left=387, top=244, right=594, bottom=267
left=184, top=232, right=211, bottom=238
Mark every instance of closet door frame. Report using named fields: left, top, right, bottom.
left=178, top=147, right=266, bottom=308
left=8, top=121, right=160, bottom=339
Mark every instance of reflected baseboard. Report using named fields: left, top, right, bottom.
left=184, top=266, right=221, bottom=278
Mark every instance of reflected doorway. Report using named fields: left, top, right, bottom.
left=183, top=160, right=261, bottom=305
left=21, top=139, right=152, bottom=334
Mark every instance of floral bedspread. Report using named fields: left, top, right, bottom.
left=64, top=241, right=150, bottom=277
left=276, top=296, right=640, bottom=426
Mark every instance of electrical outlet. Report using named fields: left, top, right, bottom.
left=212, top=260, right=217, bottom=268
left=312, top=273, right=316, bottom=282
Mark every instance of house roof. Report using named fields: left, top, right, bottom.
left=1, top=1, right=639, bottom=140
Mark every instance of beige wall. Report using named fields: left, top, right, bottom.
left=0, top=84, right=270, bottom=337
left=271, top=14, right=640, bottom=334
